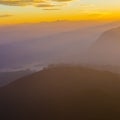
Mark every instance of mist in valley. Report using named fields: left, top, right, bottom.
left=0, top=21, right=120, bottom=72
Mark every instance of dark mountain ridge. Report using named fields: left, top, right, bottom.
left=1, top=65, right=120, bottom=120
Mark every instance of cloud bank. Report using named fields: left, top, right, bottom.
left=0, top=0, right=73, bottom=9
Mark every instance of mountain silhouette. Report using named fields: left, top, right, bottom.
left=1, top=65, right=120, bottom=120
left=88, top=27, right=120, bottom=65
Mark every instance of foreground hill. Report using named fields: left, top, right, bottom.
left=1, top=65, right=120, bottom=120
left=88, top=27, right=120, bottom=65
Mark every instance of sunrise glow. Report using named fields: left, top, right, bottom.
left=0, top=0, right=120, bottom=25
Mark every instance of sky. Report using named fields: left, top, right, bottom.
left=0, top=0, right=120, bottom=25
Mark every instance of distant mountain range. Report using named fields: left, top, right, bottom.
left=88, top=26, right=120, bottom=65
left=1, top=65, right=120, bottom=120
left=0, top=21, right=120, bottom=70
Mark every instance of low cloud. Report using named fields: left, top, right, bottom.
left=35, top=3, right=56, bottom=7
left=0, top=14, right=13, bottom=18
left=0, top=0, right=74, bottom=8
left=0, top=0, right=44, bottom=6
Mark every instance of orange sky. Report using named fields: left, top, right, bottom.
left=0, top=0, right=120, bottom=25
